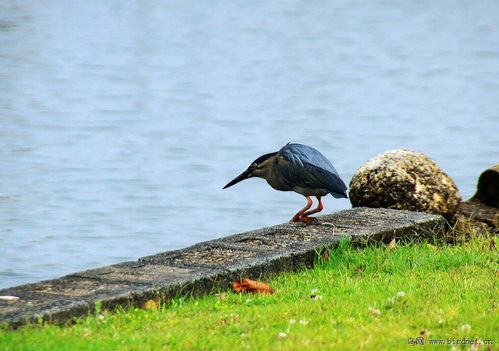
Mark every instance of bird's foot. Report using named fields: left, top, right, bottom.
left=290, top=216, right=317, bottom=223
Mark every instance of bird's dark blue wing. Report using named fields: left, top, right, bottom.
left=278, top=143, right=348, bottom=198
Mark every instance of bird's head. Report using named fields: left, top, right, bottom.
left=223, top=152, right=277, bottom=189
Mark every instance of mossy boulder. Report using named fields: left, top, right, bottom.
left=349, top=149, right=461, bottom=223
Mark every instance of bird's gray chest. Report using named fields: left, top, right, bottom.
left=265, top=172, right=292, bottom=192
left=262, top=160, right=292, bottom=191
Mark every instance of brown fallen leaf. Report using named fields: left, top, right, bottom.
left=233, top=278, right=274, bottom=294
left=142, top=299, right=159, bottom=311
left=321, top=250, right=330, bottom=262
left=387, top=238, right=396, bottom=249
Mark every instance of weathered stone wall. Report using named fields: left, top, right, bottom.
left=0, top=208, right=444, bottom=328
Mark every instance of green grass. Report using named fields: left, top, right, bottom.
left=1, top=236, right=497, bottom=350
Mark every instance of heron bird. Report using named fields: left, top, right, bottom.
left=223, top=143, right=348, bottom=222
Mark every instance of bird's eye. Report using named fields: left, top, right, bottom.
left=251, top=162, right=257, bottom=168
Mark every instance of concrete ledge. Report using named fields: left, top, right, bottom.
left=0, top=208, right=445, bottom=328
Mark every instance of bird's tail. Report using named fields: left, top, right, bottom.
left=331, top=190, right=348, bottom=199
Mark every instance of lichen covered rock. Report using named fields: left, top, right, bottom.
left=349, top=149, right=461, bottom=222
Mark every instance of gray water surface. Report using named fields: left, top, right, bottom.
left=1, top=1, right=498, bottom=288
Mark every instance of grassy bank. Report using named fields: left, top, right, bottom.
left=1, top=235, right=497, bottom=350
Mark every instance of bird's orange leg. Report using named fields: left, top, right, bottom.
left=290, top=196, right=313, bottom=222
left=302, top=196, right=324, bottom=217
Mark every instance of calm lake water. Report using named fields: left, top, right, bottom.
left=1, top=1, right=498, bottom=288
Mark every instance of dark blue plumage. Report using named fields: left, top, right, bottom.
left=278, top=143, right=348, bottom=199
left=223, top=143, right=348, bottom=222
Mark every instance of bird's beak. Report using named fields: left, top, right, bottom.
left=223, top=169, right=252, bottom=189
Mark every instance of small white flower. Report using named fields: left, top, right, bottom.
left=368, top=306, right=382, bottom=316
left=313, top=295, right=323, bottom=300
left=310, top=288, right=319, bottom=295
left=299, top=320, right=309, bottom=325
left=245, top=298, right=252, bottom=303
left=278, top=332, right=288, bottom=339
left=460, top=324, right=471, bottom=330
left=397, top=291, right=405, bottom=297
left=289, top=319, right=296, bottom=324
left=437, top=319, right=444, bottom=324
left=387, top=296, right=396, bottom=303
